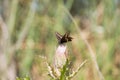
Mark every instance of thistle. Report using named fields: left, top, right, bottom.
left=53, top=32, right=73, bottom=77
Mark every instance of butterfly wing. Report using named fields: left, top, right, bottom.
left=61, top=32, right=72, bottom=43
left=55, top=32, right=63, bottom=41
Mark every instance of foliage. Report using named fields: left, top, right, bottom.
left=16, top=76, right=30, bottom=80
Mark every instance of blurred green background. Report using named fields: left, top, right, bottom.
left=0, top=0, right=120, bottom=80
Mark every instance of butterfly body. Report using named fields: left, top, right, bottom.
left=55, top=32, right=73, bottom=44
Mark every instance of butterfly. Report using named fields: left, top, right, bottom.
left=55, top=32, right=73, bottom=44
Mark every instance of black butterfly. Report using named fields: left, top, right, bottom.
left=55, top=32, right=73, bottom=44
